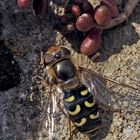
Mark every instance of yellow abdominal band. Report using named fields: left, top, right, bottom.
left=81, top=89, right=88, bottom=96
left=74, top=118, right=87, bottom=127
left=90, top=112, right=99, bottom=120
left=65, top=95, right=75, bottom=102
left=84, top=99, right=96, bottom=108
left=69, top=105, right=81, bottom=115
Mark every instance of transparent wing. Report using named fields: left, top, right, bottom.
left=30, top=83, right=75, bottom=140
left=37, top=85, right=64, bottom=140
left=42, top=85, right=58, bottom=140
left=78, top=67, right=140, bottom=140
left=79, top=67, right=140, bottom=112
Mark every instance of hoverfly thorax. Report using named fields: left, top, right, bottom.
left=44, top=46, right=79, bottom=89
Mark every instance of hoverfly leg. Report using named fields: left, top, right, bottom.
left=40, top=50, right=45, bottom=65
left=91, top=52, right=101, bottom=62
left=68, top=119, right=72, bottom=138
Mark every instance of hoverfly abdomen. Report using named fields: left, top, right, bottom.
left=63, top=85, right=101, bottom=135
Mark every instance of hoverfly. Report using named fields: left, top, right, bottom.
left=32, top=45, right=140, bottom=140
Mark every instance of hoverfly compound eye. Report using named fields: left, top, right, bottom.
left=44, top=54, right=55, bottom=65
left=61, top=47, right=71, bottom=56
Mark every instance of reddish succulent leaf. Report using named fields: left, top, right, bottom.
left=94, top=5, right=111, bottom=26
left=17, top=0, right=31, bottom=9
left=67, top=23, right=76, bottom=32
left=80, top=28, right=102, bottom=56
left=76, top=13, right=94, bottom=32
left=101, top=0, right=119, bottom=17
left=71, top=5, right=82, bottom=18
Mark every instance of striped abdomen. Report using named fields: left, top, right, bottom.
left=63, top=85, right=101, bottom=135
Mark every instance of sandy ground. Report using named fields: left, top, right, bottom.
left=0, top=0, right=140, bottom=140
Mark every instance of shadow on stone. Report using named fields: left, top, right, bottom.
left=0, top=40, right=21, bottom=91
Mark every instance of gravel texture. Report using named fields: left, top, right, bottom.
left=0, top=0, right=140, bottom=140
